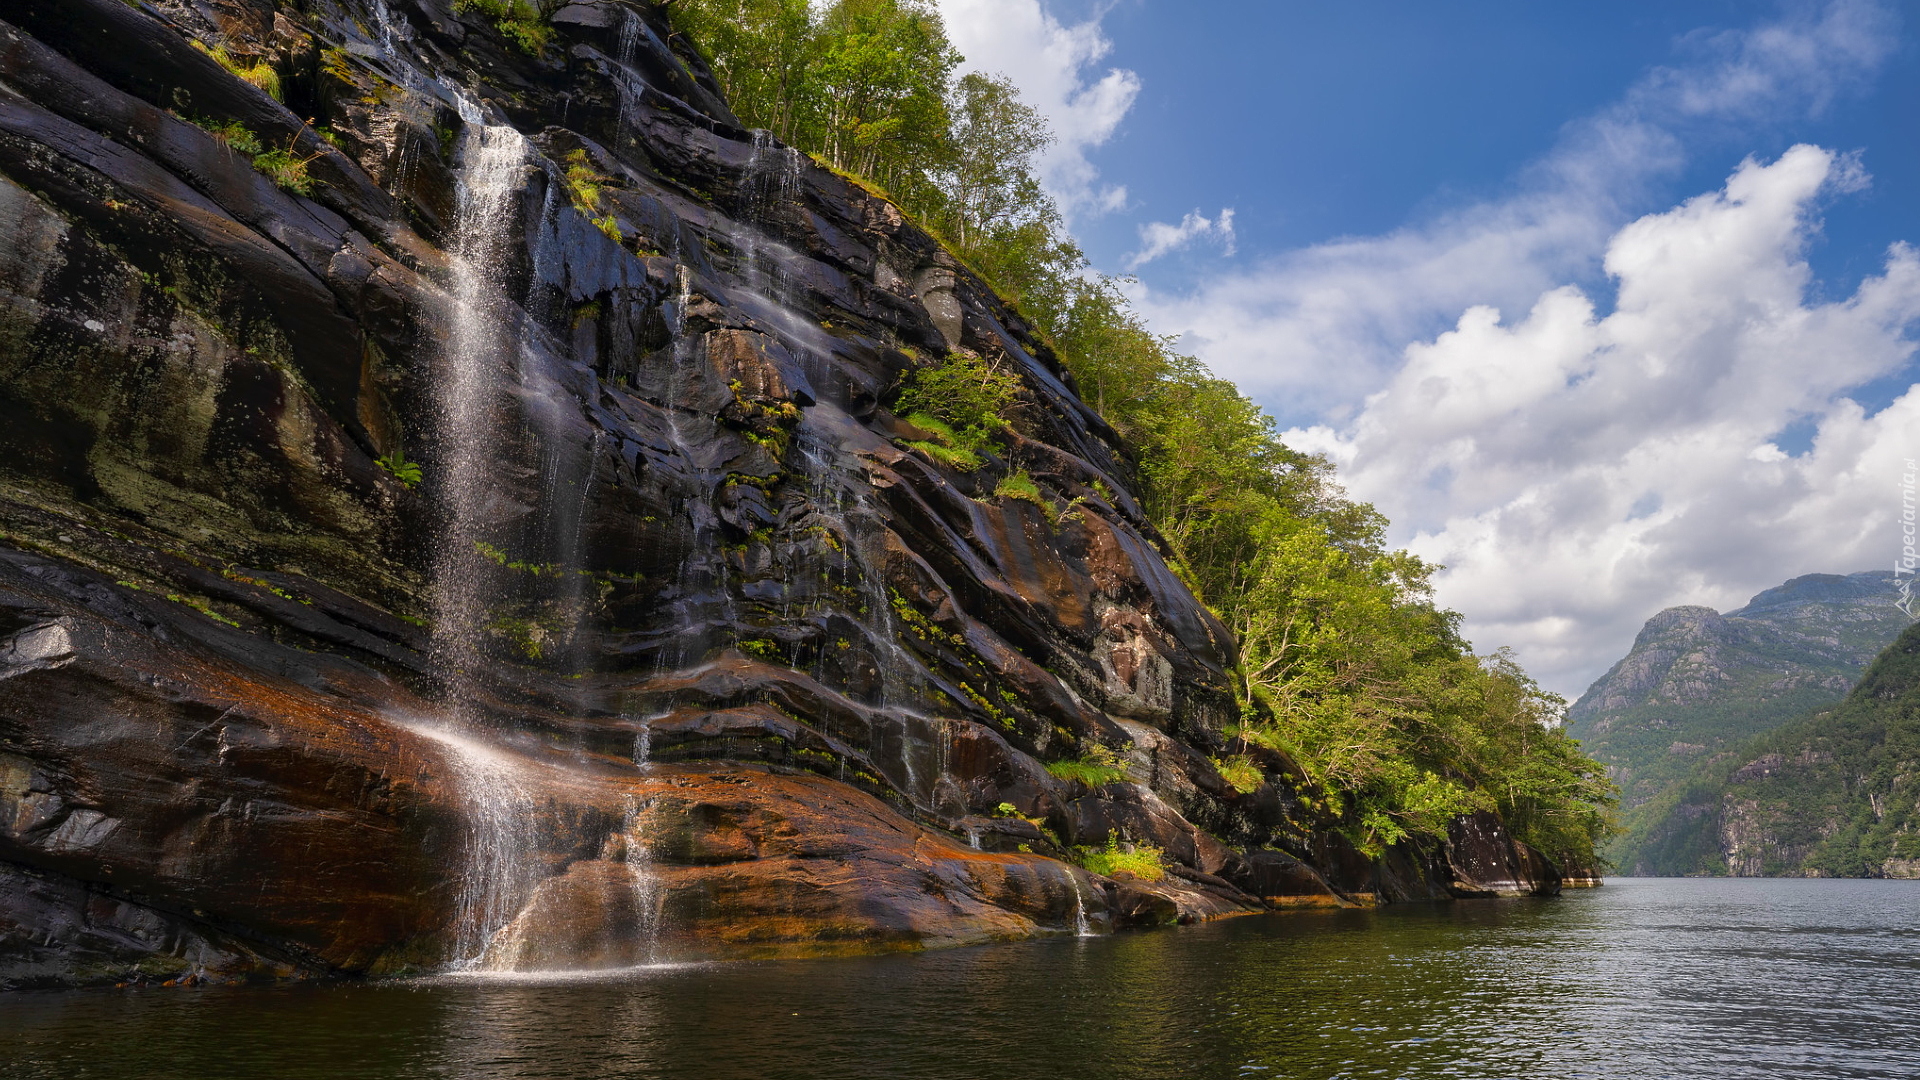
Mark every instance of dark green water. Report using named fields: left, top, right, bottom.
left=4, top=878, right=1917, bottom=1079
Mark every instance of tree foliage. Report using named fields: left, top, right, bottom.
left=668, top=0, right=1618, bottom=866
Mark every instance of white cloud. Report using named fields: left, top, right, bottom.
left=1130, top=0, right=1899, bottom=419
left=935, top=0, right=1140, bottom=216
left=1114, top=0, right=1912, bottom=695
left=1128, top=208, right=1236, bottom=269
left=1290, top=146, right=1920, bottom=696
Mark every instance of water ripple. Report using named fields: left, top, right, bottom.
left=3, top=879, right=1918, bottom=1079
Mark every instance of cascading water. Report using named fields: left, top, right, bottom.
left=391, top=716, right=542, bottom=966
left=613, top=9, right=647, bottom=134
left=788, top=435, right=941, bottom=807
left=619, top=796, right=663, bottom=963
left=739, top=132, right=806, bottom=299
left=418, top=92, right=549, bottom=969
left=431, top=91, right=527, bottom=685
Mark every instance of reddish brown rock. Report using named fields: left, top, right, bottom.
left=0, top=0, right=1577, bottom=989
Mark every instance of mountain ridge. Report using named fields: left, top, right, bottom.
left=1568, top=569, right=1910, bottom=813
left=1621, top=619, right=1920, bottom=877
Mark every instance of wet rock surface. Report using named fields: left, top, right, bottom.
left=0, top=0, right=1573, bottom=987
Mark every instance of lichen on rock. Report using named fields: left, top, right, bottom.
left=0, top=0, right=1567, bottom=989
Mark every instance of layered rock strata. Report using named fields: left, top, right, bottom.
left=0, top=0, right=1567, bottom=988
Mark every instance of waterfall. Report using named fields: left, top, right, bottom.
left=788, top=435, right=937, bottom=803
left=1069, top=875, right=1093, bottom=938
left=418, top=92, right=545, bottom=969
left=740, top=132, right=806, bottom=300
left=619, top=796, right=663, bottom=964
left=613, top=10, right=646, bottom=135
left=413, top=90, right=675, bottom=971
left=391, top=716, right=541, bottom=968
left=647, top=262, right=741, bottom=672
left=430, top=91, right=528, bottom=690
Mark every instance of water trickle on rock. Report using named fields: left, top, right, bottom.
left=390, top=716, right=542, bottom=968
left=417, top=93, right=540, bottom=968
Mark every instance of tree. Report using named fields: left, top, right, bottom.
left=934, top=73, right=1051, bottom=249
left=810, top=0, right=958, bottom=193
left=666, top=0, right=816, bottom=143
left=665, top=2, right=1621, bottom=865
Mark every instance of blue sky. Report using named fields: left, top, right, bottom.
left=1078, top=1, right=1920, bottom=312
left=938, top=0, right=1920, bottom=694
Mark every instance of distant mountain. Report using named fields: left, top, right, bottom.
left=1622, top=620, right=1920, bottom=877
left=1567, top=571, right=1912, bottom=813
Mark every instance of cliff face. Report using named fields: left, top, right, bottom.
left=1568, top=572, right=1911, bottom=811
left=0, top=0, right=1561, bottom=989
left=1624, top=621, right=1920, bottom=878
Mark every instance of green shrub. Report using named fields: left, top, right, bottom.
left=455, top=0, right=552, bottom=55
left=993, top=469, right=1046, bottom=508
left=252, top=145, right=317, bottom=196
left=1046, top=743, right=1131, bottom=787
left=894, top=352, right=1019, bottom=454
left=375, top=450, right=422, bottom=488
left=1212, top=755, right=1263, bottom=795
left=1079, top=837, right=1165, bottom=881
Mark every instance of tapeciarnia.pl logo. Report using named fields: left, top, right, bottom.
left=1899, top=457, right=1917, bottom=618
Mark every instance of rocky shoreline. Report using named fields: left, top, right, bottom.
left=0, top=0, right=1575, bottom=990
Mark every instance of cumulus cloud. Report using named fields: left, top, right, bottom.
left=1130, top=0, right=1899, bottom=419
left=1110, top=0, right=1911, bottom=694
left=1287, top=146, right=1920, bottom=695
left=935, top=0, right=1139, bottom=216
left=1127, top=208, right=1236, bottom=269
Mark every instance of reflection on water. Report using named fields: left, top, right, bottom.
left=4, top=879, right=1919, bottom=1079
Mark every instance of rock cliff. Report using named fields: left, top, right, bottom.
left=1621, top=621, right=1920, bottom=877
left=0, top=0, right=1565, bottom=989
left=1568, top=571, right=1911, bottom=810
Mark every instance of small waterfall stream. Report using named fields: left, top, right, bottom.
left=403, top=75, right=1017, bottom=968
left=418, top=91, right=542, bottom=970
left=430, top=90, right=527, bottom=686
left=390, top=717, right=542, bottom=967
left=418, top=91, right=664, bottom=971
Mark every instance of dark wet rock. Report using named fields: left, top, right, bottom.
left=0, top=0, right=1576, bottom=986
left=1440, top=813, right=1561, bottom=899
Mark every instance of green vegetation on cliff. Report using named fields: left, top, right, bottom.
left=1567, top=573, right=1909, bottom=811
left=1564, top=573, right=1911, bottom=869
left=1620, top=620, right=1920, bottom=877
left=669, top=0, right=1616, bottom=865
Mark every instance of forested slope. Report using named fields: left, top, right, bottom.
left=1568, top=571, right=1909, bottom=810
left=668, top=0, right=1617, bottom=867
left=1623, top=620, right=1920, bottom=876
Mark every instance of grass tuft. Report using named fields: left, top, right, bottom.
left=252, top=145, right=317, bottom=196
left=994, top=469, right=1047, bottom=509
left=1212, top=754, right=1263, bottom=795
left=1045, top=743, right=1132, bottom=787
left=1079, top=837, right=1165, bottom=881
left=195, top=41, right=282, bottom=101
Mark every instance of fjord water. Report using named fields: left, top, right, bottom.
left=5, top=878, right=1916, bottom=1080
